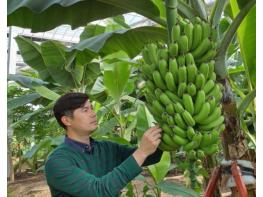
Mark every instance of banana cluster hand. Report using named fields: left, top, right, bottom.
left=140, top=17, right=225, bottom=160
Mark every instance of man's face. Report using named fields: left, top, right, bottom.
left=66, top=100, right=98, bottom=134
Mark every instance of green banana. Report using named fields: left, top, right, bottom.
left=167, top=115, right=175, bottom=125
left=152, top=100, right=165, bottom=114
left=162, top=133, right=176, bottom=147
left=185, top=53, right=195, bottom=66
left=178, top=66, right=187, bottom=84
left=187, top=64, right=197, bottom=83
left=199, top=116, right=224, bottom=130
left=165, top=90, right=183, bottom=103
left=177, top=55, right=186, bottom=67
left=165, top=72, right=176, bottom=92
left=186, top=127, right=195, bottom=139
left=177, top=82, right=187, bottom=97
left=169, top=43, right=178, bottom=57
left=142, top=48, right=152, bottom=65
left=207, top=84, right=221, bottom=100
left=147, top=43, right=158, bottom=65
left=172, top=126, right=187, bottom=138
left=142, top=64, right=153, bottom=80
left=159, top=141, right=175, bottom=151
left=160, top=93, right=173, bottom=105
left=174, top=102, right=185, bottom=113
left=145, top=80, right=155, bottom=92
left=197, top=150, right=205, bottom=159
left=203, top=79, right=215, bottom=94
left=193, top=102, right=210, bottom=123
left=208, top=61, right=215, bottom=77
left=191, top=38, right=211, bottom=59
left=187, top=83, right=197, bottom=96
left=210, top=72, right=216, bottom=81
left=201, top=144, right=218, bottom=155
left=207, top=96, right=216, bottom=112
left=145, top=92, right=155, bottom=103
left=182, top=110, right=195, bottom=127
left=200, top=133, right=212, bottom=147
left=158, top=59, right=168, bottom=79
left=155, top=88, right=163, bottom=98
left=172, top=24, right=181, bottom=43
left=192, top=133, right=202, bottom=148
left=202, top=21, right=211, bottom=40
left=194, top=90, right=206, bottom=114
left=146, top=104, right=161, bottom=119
left=158, top=48, right=168, bottom=60
left=210, top=129, right=220, bottom=145
left=183, top=141, right=197, bottom=151
left=162, top=123, right=173, bottom=135
left=184, top=22, right=194, bottom=50
left=166, top=103, right=174, bottom=115
left=169, top=58, right=178, bottom=83
left=178, top=35, right=189, bottom=54
left=174, top=113, right=187, bottom=129
left=153, top=71, right=166, bottom=90
left=162, top=112, right=169, bottom=122
left=183, top=94, right=194, bottom=115
left=173, top=134, right=189, bottom=146
left=215, top=92, right=223, bottom=102
left=196, top=49, right=216, bottom=63
left=192, top=23, right=203, bottom=50
left=195, top=73, right=206, bottom=89
left=199, top=63, right=210, bottom=80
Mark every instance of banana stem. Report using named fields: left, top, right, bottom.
left=165, top=0, right=178, bottom=45
left=189, top=161, right=196, bottom=189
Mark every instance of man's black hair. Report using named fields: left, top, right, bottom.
left=53, top=92, right=89, bottom=129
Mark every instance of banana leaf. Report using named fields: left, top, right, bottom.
left=230, top=0, right=256, bottom=88
left=8, top=0, right=164, bottom=32
left=70, top=26, right=167, bottom=59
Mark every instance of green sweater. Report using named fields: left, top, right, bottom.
left=45, top=137, right=163, bottom=197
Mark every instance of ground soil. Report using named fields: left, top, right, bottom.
left=7, top=171, right=232, bottom=197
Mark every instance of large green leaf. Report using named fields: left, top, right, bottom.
left=210, top=0, right=228, bottom=27
left=177, top=0, right=198, bottom=20
left=8, top=93, right=41, bottom=110
left=103, top=62, right=131, bottom=102
left=148, top=152, right=171, bottom=183
left=70, top=26, right=167, bottom=58
left=23, top=137, right=52, bottom=159
left=190, top=0, right=207, bottom=21
left=157, top=181, right=199, bottom=197
left=237, top=89, right=256, bottom=116
left=41, top=41, right=76, bottom=88
left=8, top=74, right=48, bottom=89
left=10, top=101, right=54, bottom=128
left=230, top=0, right=256, bottom=88
left=33, top=86, right=60, bottom=101
left=136, top=105, right=154, bottom=139
left=8, top=0, right=165, bottom=32
left=15, top=36, right=51, bottom=80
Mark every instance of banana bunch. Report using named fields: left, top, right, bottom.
left=141, top=17, right=225, bottom=159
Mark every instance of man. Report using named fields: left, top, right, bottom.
left=45, top=92, right=163, bottom=197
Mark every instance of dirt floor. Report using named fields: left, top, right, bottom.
left=7, top=172, right=233, bottom=197
left=7, top=172, right=189, bottom=197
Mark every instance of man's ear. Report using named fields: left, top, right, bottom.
left=61, top=115, right=72, bottom=127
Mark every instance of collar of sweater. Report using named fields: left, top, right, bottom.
left=64, top=135, right=97, bottom=154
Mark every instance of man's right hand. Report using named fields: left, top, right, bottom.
left=132, top=126, right=162, bottom=166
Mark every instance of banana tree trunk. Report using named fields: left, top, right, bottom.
left=220, top=78, right=255, bottom=196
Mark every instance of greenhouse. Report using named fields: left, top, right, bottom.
left=6, top=0, right=256, bottom=196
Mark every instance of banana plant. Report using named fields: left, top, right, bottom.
left=8, top=0, right=256, bottom=195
